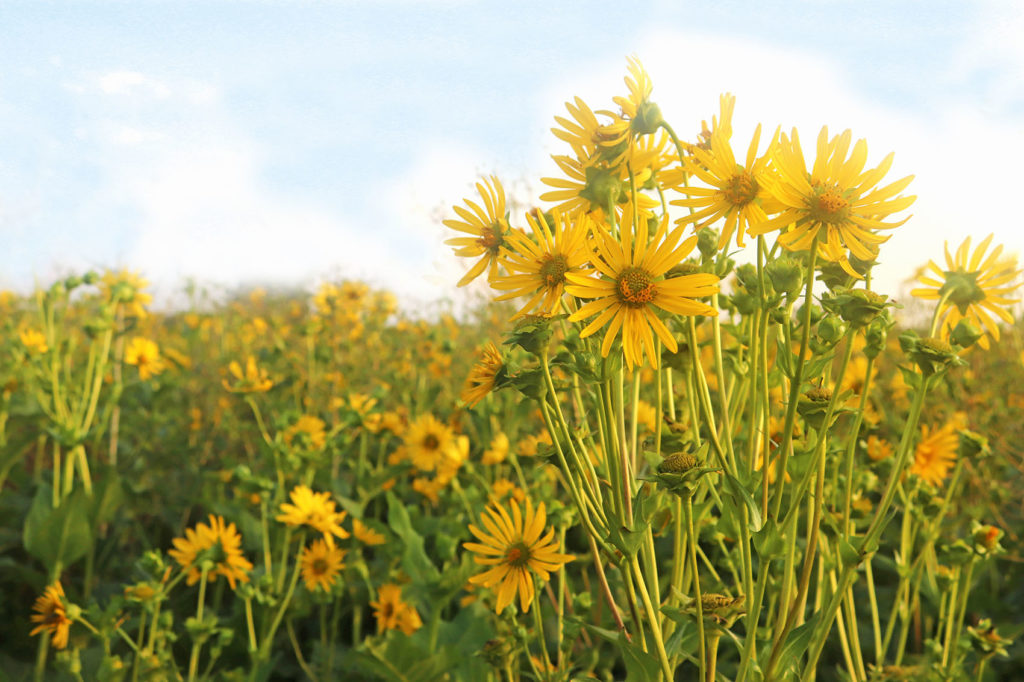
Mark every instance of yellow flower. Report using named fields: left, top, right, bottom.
left=461, top=343, right=504, bottom=408
left=551, top=96, right=603, bottom=161
left=491, top=479, right=525, bottom=502
left=540, top=154, right=660, bottom=221
left=594, top=57, right=661, bottom=157
left=403, top=414, right=461, bottom=473
left=671, top=113, right=780, bottom=249
left=481, top=432, right=510, bottom=465
left=750, top=127, right=915, bottom=277
left=19, top=327, right=49, bottom=354
left=283, top=415, right=327, bottom=452
left=492, top=211, right=592, bottom=319
left=101, top=269, right=153, bottom=318
left=168, top=515, right=253, bottom=589
left=841, top=355, right=877, bottom=396
left=566, top=215, right=719, bottom=369
left=464, top=498, right=575, bottom=613
left=276, top=485, right=350, bottom=540
left=352, top=519, right=386, bottom=546
left=910, top=234, right=1021, bottom=350
left=866, top=435, right=894, bottom=462
left=444, top=176, right=513, bottom=287
left=30, top=581, right=72, bottom=649
left=370, top=583, right=423, bottom=635
left=635, top=399, right=657, bottom=432
left=300, top=538, right=346, bottom=592
left=910, top=423, right=958, bottom=487
left=222, top=355, right=274, bottom=393
left=125, top=337, right=165, bottom=380
left=516, top=429, right=552, bottom=457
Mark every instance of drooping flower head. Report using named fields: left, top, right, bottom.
left=566, top=215, right=719, bottom=369
left=168, top=514, right=253, bottom=589
left=750, top=127, right=915, bottom=277
left=463, top=497, right=574, bottom=613
left=910, top=234, right=1021, bottom=350
left=910, top=423, right=958, bottom=487
left=461, top=342, right=505, bottom=408
left=444, top=176, right=513, bottom=287
left=276, top=485, right=350, bottom=541
left=30, top=581, right=72, bottom=650
left=491, top=210, right=592, bottom=319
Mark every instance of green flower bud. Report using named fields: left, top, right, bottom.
left=815, top=316, right=847, bottom=345
left=82, top=271, right=100, bottom=285
left=950, top=319, right=983, bottom=349
left=900, top=332, right=963, bottom=376
left=821, top=287, right=894, bottom=327
left=735, top=264, right=760, bottom=293
left=863, top=315, right=892, bottom=359
left=798, top=386, right=833, bottom=430
left=697, top=227, right=719, bottom=260
left=632, top=101, right=664, bottom=135
left=766, top=257, right=803, bottom=297
left=958, top=430, right=990, bottom=460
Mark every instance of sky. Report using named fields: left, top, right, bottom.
left=1, top=0, right=1022, bottom=313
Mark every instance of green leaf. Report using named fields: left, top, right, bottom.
left=618, top=631, right=662, bottom=682
left=753, top=519, right=786, bottom=559
left=89, top=467, right=125, bottom=527
left=23, top=486, right=94, bottom=570
left=386, top=493, right=439, bottom=584
left=775, top=612, right=821, bottom=677
left=722, top=472, right=763, bottom=532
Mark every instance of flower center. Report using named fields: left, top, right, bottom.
left=423, top=434, right=440, bottom=450
left=312, top=558, right=329, bottom=575
left=539, top=254, right=570, bottom=287
left=722, top=170, right=758, bottom=207
left=504, top=542, right=532, bottom=569
left=617, top=267, right=656, bottom=308
left=808, top=184, right=850, bottom=224
left=477, top=224, right=505, bottom=254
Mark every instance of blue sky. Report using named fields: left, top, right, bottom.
left=1, top=0, right=1021, bottom=308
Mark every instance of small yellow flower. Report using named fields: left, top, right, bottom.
left=464, top=498, right=574, bottom=613
left=352, top=518, right=386, bottom=546
left=276, top=485, right=350, bottom=540
left=300, top=538, right=346, bottom=592
left=370, top=583, right=423, bottom=635
left=481, top=432, right=510, bottom=465
left=19, top=327, right=49, bottom=354
left=866, top=435, right=894, bottom=462
left=125, top=337, right=165, bottom=380
left=168, top=515, right=253, bottom=589
left=517, top=430, right=552, bottom=457
left=283, top=415, right=327, bottom=452
left=30, top=581, right=72, bottom=650
left=222, top=356, right=274, bottom=393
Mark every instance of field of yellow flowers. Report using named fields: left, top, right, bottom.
left=3, top=59, right=1024, bottom=681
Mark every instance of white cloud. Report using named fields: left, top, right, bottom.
left=96, top=70, right=171, bottom=98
